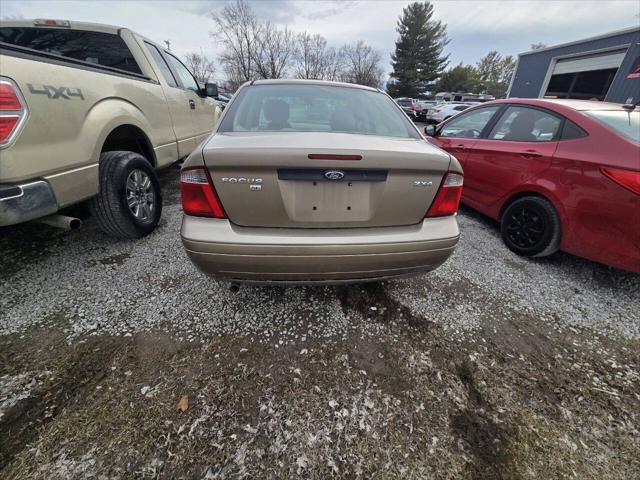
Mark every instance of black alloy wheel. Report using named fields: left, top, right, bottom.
left=500, top=196, right=560, bottom=257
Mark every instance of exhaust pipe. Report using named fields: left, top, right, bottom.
left=35, top=214, right=82, bottom=231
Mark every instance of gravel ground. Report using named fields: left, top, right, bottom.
left=1, top=167, right=638, bottom=342
left=1, top=166, right=639, bottom=479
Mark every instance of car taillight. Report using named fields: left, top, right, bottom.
left=434, top=108, right=442, bottom=113
left=601, top=168, right=640, bottom=196
left=411, top=104, right=416, bottom=110
left=426, top=172, right=464, bottom=217
left=0, top=79, right=26, bottom=145
left=180, top=167, right=226, bottom=218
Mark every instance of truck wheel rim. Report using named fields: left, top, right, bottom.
left=126, top=170, right=155, bottom=222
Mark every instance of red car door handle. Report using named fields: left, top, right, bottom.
left=520, top=150, right=542, bottom=158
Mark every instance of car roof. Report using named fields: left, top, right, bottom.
left=249, top=78, right=378, bottom=92
left=492, top=98, right=625, bottom=111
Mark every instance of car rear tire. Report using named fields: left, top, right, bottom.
left=90, top=151, right=162, bottom=239
left=500, top=196, right=560, bottom=257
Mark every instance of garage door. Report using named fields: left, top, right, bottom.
left=544, top=49, right=628, bottom=101
left=553, top=50, right=627, bottom=74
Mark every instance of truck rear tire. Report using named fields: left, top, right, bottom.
left=90, top=151, right=162, bottom=239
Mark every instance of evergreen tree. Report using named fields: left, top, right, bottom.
left=388, top=1, right=449, bottom=98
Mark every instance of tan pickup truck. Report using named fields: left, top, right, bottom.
left=0, top=19, right=221, bottom=237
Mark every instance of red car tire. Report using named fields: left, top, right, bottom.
left=500, top=196, right=561, bottom=257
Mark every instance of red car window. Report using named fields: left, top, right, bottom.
left=439, top=106, right=501, bottom=139
left=489, top=106, right=561, bottom=142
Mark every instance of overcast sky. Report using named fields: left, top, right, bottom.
left=2, top=0, right=637, bottom=81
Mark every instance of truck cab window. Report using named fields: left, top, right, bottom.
left=0, top=27, right=141, bottom=74
left=165, top=53, right=199, bottom=92
left=145, top=42, right=178, bottom=87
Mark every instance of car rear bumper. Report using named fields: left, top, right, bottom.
left=0, top=180, right=58, bottom=226
left=181, top=216, right=459, bottom=284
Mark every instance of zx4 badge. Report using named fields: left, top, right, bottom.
left=413, top=180, right=433, bottom=187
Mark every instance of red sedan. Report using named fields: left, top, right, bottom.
left=424, top=98, right=640, bottom=272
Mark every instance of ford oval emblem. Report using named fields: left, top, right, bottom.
left=324, top=170, right=345, bottom=181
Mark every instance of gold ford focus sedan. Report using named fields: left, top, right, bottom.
left=180, top=79, right=463, bottom=284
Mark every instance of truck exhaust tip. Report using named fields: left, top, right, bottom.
left=35, top=214, right=82, bottom=231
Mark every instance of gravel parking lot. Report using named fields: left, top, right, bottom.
left=1, top=165, right=639, bottom=479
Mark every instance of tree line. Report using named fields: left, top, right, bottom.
left=184, top=0, right=521, bottom=98
left=185, top=0, right=384, bottom=91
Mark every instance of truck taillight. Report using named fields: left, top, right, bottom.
left=0, top=84, right=22, bottom=110
left=601, top=168, right=640, bottom=196
left=426, top=172, right=464, bottom=217
left=180, top=167, right=226, bottom=218
left=0, top=117, right=19, bottom=142
left=0, top=79, right=27, bottom=146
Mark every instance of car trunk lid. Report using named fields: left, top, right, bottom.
left=202, top=132, right=451, bottom=228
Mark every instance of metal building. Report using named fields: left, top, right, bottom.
left=508, top=26, right=640, bottom=104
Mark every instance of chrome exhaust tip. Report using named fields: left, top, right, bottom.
left=35, top=214, right=82, bottom=231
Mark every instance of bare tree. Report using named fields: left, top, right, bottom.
left=184, top=52, right=216, bottom=85
left=293, top=32, right=344, bottom=81
left=211, top=0, right=258, bottom=90
left=210, top=0, right=380, bottom=89
left=324, top=47, right=344, bottom=81
left=253, top=22, right=296, bottom=79
left=294, top=32, right=328, bottom=80
left=339, top=40, right=384, bottom=88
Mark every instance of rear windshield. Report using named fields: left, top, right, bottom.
left=218, top=84, right=421, bottom=139
left=583, top=110, right=640, bottom=142
left=0, top=27, right=142, bottom=75
left=397, top=99, right=413, bottom=106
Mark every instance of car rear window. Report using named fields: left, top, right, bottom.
left=583, top=110, right=640, bottom=142
left=219, top=84, right=421, bottom=139
left=0, top=27, right=142, bottom=75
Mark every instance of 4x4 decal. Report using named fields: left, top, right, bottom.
left=27, top=83, right=84, bottom=100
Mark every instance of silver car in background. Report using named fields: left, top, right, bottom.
left=426, top=103, right=472, bottom=124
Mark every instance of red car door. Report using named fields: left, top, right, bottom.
left=426, top=105, right=503, bottom=167
left=462, top=105, right=563, bottom=209
left=434, top=136, right=477, bottom=165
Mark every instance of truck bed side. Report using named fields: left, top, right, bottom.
left=0, top=50, right=178, bottom=206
